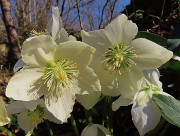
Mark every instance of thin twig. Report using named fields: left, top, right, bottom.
left=75, top=0, right=83, bottom=30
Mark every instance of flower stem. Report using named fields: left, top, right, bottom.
left=0, top=126, right=16, bottom=136
left=45, top=120, right=53, bottom=136
left=102, top=96, right=114, bottom=136
left=84, top=108, right=93, bottom=125
left=70, top=114, right=80, bottom=136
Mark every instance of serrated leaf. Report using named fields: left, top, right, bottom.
left=152, top=93, right=180, bottom=127
left=135, top=31, right=167, bottom=46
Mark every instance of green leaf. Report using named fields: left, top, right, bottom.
left=152, top=93, right=180, bottom=127
left=135, top=31, right=167, bottom=46
left=163, top=59, right=180, bottom=71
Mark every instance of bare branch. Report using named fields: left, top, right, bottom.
left=99, top=0, right=109, bottom=29
left=75, top=0, right=83, bottom=30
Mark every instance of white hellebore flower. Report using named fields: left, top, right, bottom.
left=14, top=6, right=76, bottom=73
left=6, top=35, right=101, bottom=122
left=81, top=14, right=173, bottom=98
left=81, top=124, right=111, bottom=136
left=112, top=69, right=169, bottom=136
left=7, top=99, right=61, bottom=133
left=0, top=96, right=10, bottom=126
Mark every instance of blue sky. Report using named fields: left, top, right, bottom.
left=0, top=0, right=131, bottom=30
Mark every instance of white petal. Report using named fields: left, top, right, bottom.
left=55, top=28, right=69, bottom=44
left=105, top=14, right=137, bottom=45
left=81, top=125, right=98, bottom=136
left=112, top=96, right=133, bottom=111
left=96, top=66, right=121, bottom=96
left=81, top=30, right=110, bottom=70
left=23, top=99, right=45, bottom=111
left=22, top=35, right=57, bottom=67
left=76, top=91, right=101, bottom=110
left=81, top=30, right=112, bottom=52
left=13, top=58, right=27, bottom=72
left=104, top=14, right=127, bottom=44
left=6, top=67, right=46, bottom=101
left=68, top=35, right=77, bottom=41
left=46, top=6, right=62, bottom=38
left=7, top=101, right=27, bottom=115
left=77, top=67, right=101, bottom=94
left=45, top=91, right=75, bottom=122
left=131, top=100, right=161, bottom=136
left=143, top=69, right=162, bottom=88
left=94, top=124, right=111, bottom=136
left=7, top=99, right=44, bottom=115
left=114, top=70, right=143, bottom=98
left=54, top=41, right=95, bottom=67
left=18, top=112, right=35, bottom=133
left=44, top=110, right=62, bottom=124
left=132, top=38, right=173, bottom=69
left=0, top=97, right=10, bottom=126
left=122, top=19, right=138, bottom=45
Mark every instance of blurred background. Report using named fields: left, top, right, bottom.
left=0, top=0, right=180, bottom=136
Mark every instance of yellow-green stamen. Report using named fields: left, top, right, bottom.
left=43, top=58, right=79, bottom=94
left=102, top=43, right=137, bottom=74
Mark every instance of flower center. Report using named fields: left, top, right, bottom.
left=27, top=105, right=45, bottom=127
left=102, top=43, right=136, bottom=74
left=43, top=58, right=79, bottom=94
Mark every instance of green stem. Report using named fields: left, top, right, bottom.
left=108, top=97, right=114, bottom=136
left=84, top=109, right=93, bottom=125
left=102, top=96, right=114, bottom=136
left=0, top=126, right=16, bottom=136
left=45, top=120, right=53, bottom=136
left=70, top=114, right=80, bottom=136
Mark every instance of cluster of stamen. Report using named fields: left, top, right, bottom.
left=102, top=43, right=137, bottom=74
left=43, top=58, right=79, bottom=94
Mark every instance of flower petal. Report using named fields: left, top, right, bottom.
left=22, top=35, right=57, bottom=67
left=6, top=67, right=46, bottom=101
left=46, top=6, right=62, bottom=38
left=77, top=67, right=101, bottom=94
left=105, top=14, right=137, bottom=45
left=81, top=125, right=98, bottom=136
left=132, top=38, right=173, bottom=69
left=7, top=101, right=27, bottom=115
left=81, top=30, right=110, bottom=70
left=45, top=91, right=75, bottom=122
left=44, top=110, right=62, bottom=124
left=117, top=70, right=143, bottom=98
left=143, top=69, right=162, bottom=88
left=54, top=41, right=95, bottom=67
left=23, top=99, right=45, bottom=111
left=7, top=99, right=44, bottom=115
left=112, top=96, right=133, bottom=111
left=13, top=58, right=27, bottom=72
left=76, top=91, right=101, bottom=110
left=0, top=97, right=10, bottom=126
left=94, top=124, right=111, bottom=136
left=18, top=112, right=35, bottom=133
left=55, top=28, right=68, bottom=44
left=131, top=100, right=161, bottom=136
left=95, top=66, right=121, bottom=96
